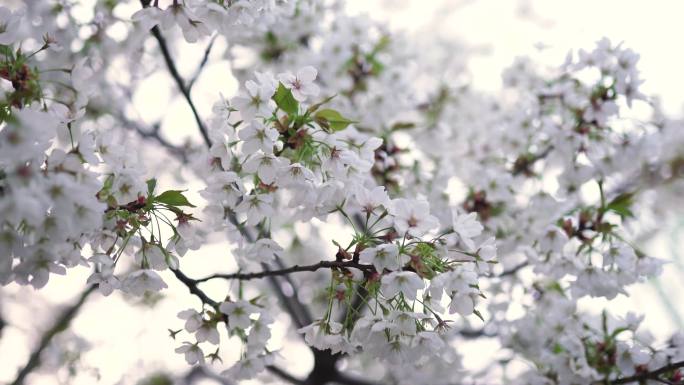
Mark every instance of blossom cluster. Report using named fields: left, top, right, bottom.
left=0, top=6, right=200, bottom=297
left=190, top=67, right=494, bottom=376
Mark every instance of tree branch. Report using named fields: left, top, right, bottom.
left=145, top=18, right=211, bottom=147
left=11, top=285, right=97, bottom=385
left=269, top=255, right=314, bottom=327
left=170, top=269, right=308, bottom=385
left=498, top=261, right=528, bottom=277
left=334, top=371, right=382, bottom=385
left=137, top=1, right=317, bottom=343
left=171, top=268, right=219, bottom=307
left=188, top=34, right=218, bottom=91
left=266, top=365, right=305, bottom=385
left=598, top=361, right=684, bottom=385
left=137, top=4, right=325, bottom=378
left=227, top=213, right=314, bottom=330
left=194, top=260, right=375, bottom=283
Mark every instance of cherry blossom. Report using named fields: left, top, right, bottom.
left=381, top=271, right=425, bottom=301
left=219, top=300, right=259, bottom=330
left=389, top=198, right=440, bottom=237
left=278, top=66, right=320, bottom=101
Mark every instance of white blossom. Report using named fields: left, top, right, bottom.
left=278, top=66, right=320, bottom=101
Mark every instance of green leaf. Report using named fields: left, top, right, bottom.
left=273, top=83, right=299, bottom=116
left=314, top=108, right=355, bottom=132
left=605, top=192, right=635, bottom=218
left=146, top=178, right=157, bottom=197
left=102, top=174, right=114, bottom=191
left=155, top=190, right=195, bottom=207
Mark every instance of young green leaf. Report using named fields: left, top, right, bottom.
left=314, top=108, right=355, bottom=131
left=146, top=178, right=157, bottom=197
left=605, top=192, right=635, bottom=218
left=155, top=190, right=196, bottom=207
left=273, top=83, right=299, bottom=116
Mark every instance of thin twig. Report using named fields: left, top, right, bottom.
left=188, top=34, right=218, bottom=91
left=195, top=260, right=375, bottom=283
left=228, top=213, right=315, bottom=330
left=171, top=268, right=219, bottom=307
left=148, top=23, right=212, bottom=147
left=498, top=262, right=528, bottom=277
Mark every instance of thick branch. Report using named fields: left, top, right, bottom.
left=334, top=371, right=382, bottom=385
left=11, top=285, right=96, bottom=385
left=266, top=365, right=305, bottom=385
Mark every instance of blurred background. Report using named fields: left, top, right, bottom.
left=1, top=0, right=684, bottom=384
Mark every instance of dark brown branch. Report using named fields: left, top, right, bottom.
left=512, top=145, right=555, bottom=176
left=0, top=314, right=5, bottom=338
left=195, top=260, right=374, bottom=283
left=334, top=371, right=382, bottom=385
left=188, top=34, right=218, bottom=91
left=171, top=268, right=219, bottom=307
left=137, top=1, right=316, bottom=346
left=227, top=213, right=315, bottom=329
left=597, top=361, right=684, bottom=385
left=170, top=269, right=309, bottom=385
left=498, top=261, right=528, bottom=277
left=144, top=15, right=211, bottom=147
left=136, top=5, right=327, bottom=379
left=266, top=365, right=305, bottom=385
left=11, top=285, right=97, bottom=385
